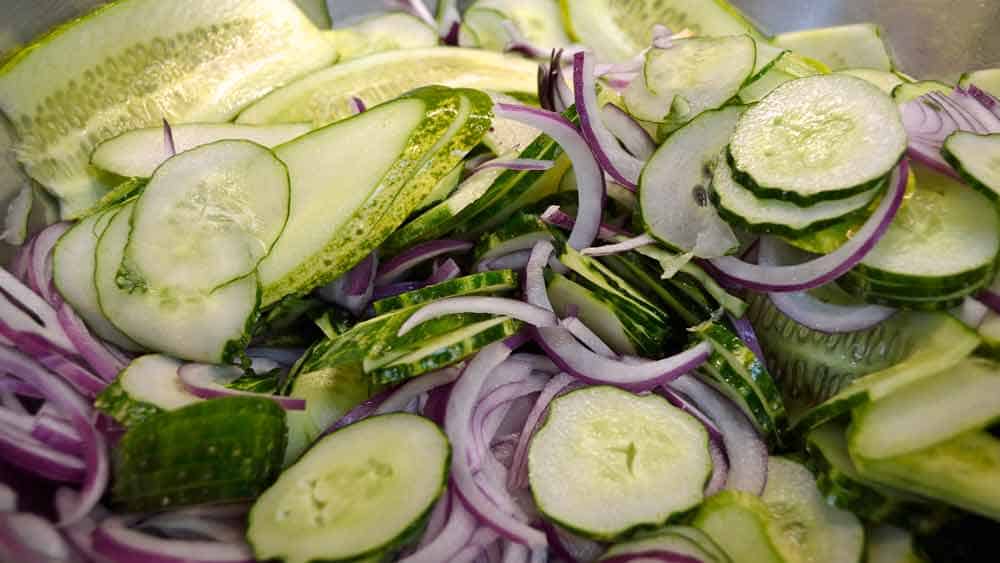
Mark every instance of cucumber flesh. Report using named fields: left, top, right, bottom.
left=52, top=206, right=142, bottom=351
left=248, top=413, right=450, bottom=563
left=95, top=203, right=259, bottom=363
left=738, top=50, right=825, bottom=104
left=600, top=527, right=729, bottom=563
left=729, top=74, right=907, bottom=204
left=0, top=0, right=335, bottom=217
left=123, top=140, right=290, bottom=294
left=772, top=23, right=894, bottom=71
left=837, top=68, right=904, bottom=94
left=760, top=457, right=864, bottom=563
left=547, top=272, right=637, bottom=356
left=693, top=491, right=784, bottom=563
left=237, top=48, right=536, bottom=127
left=91, top=123, right=310, bottom=179
left=849, top=358, right=1000, bottom=460
left=851, top=431, right=1000, bottom=521
left=960, top=68, right=1000, bottom=98
left=94, top=354, right=200, bottom=427
left=941, top=131, right=1000, bottom=200
left=625, top=35, right=756, bottom=127
left=711, top=157, right=882, bottom=236
left=112, top=396, right=287, bottom=512
left=640, top=106, right=742, bottom=258
left=464, top=0, right=570, bottom=54
left=559, top=0, right=764, bottom=63
left=372, top=270, right=519, bottom=315
left=326, top=12, right=438, bottom=62
left=529, top=386, right=711, bottom=541
left=891, top=80, right=952, bottom=103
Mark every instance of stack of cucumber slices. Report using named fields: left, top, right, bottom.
left=2, top=0, right=1000, bottom=562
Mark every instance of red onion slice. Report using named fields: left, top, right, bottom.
left=901, top=88, right=1000, bottom=175
left=955, top=297, right=989, bottom=328
left=574, top=51, right=645, bottom=190
left=708, top=160, right=908, bottom=292
left=600, top=103, right=656, bottom=160
left=401, top=490, right=478, bottom=563
left=507, top=373, right=576, bottom=491
left=476, top=250, right=533, bottom=273
left=162, top=119, right=176, bottom=157
left=375, top=366, right=461, bottom=415
left=428, top=258, right=462, bottom=285
left=494, top=103, right=605, bottom=250
left=384, top=0, right=436, bottom=28
left=502, top=20, right=549, bottom=60
left=0, top=267, right=75, bottom=353
left=27, top=222, right=69, bottom=307
left=0, top=484, right=13, bottom=512
left=581, top=233, right=655, bottom=256
left=540, top=205, right=630, bottom=241
left=349, top=96, right=367, bottom=114
left=397, top=297, right=558, bottom=336
left=757, top=237, right=896, bottom=333
left=318, top=251, right=379, bottom=316
left=668, top=375, right=768, bottom=495
left=0, top=423, right=85, bottom=482
left=536, top=328, right=712, bottom=392
left=601, top=550, right=702, bottom=563
left=437, top=0, right=461, bottom=45
left=93, top=515, right=254, bottom=563
left=525, top=241, right=555, bottom=312
left=177, top=364, right=305, bottom=410
left=0, top=511, right=76, bottom=562
left=376, top=240, right=473, bottom=285
left=57, top=303, right=125, bottom=381
left=31, top=411, right=84, bottom=456
left=474, top=158, right=555, bottom=173
left=727, top=314, right=766, bottom=362
left=559, top=317, right=616, bottom=357
left=978, top=288, right=1000, bottom=315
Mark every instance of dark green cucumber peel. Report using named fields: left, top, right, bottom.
left=112, top=396, right=287, bottom=512
left=371, top=269, right=519, bottom=315
left=472, top=212, right=551, bottom=261
left=363, top=312, right=495, bottom=368
left=94, top=378, right=163, bottom=428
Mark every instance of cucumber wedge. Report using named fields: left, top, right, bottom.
left=259, top=87, right=493, bottom=304
left=772, top=23, right=894, bottom=71
left=91, top=123, right=310, bottom=179
left=529, top=386, right=712, bottom=541
left=122, top=140, right=290, bottom=294
left=851, top=431, right=1000, bottom=521
left=249, top=413, right=450, bottom=563
left=639, top=105, right=742, bottom=258
left=693, top=491, right=784, bottom=563
left=941, top=131, right=1000, bottom=200
left=52, top=205, right=141, bottom=351
left=849, top=357, right=1000, bottom=460
left=624, top=35, right=756, bottom=127
left=729, top=74, right=907, bottom=204
left=325, top=12, right=438, bottom=62
left=711, top=157, right=882, bottom=236
left=960, top=68, right=1000, bottom=98
left=95, top=203, right=260, bottom=363
left=237, top=48, right=536, bottom=126
left=559, top=0, right=765, bottom=63
left=94, top=354, right=200, bottom=428
left=112, top=396, right=287, bottom=512
left=0, top=0, right=336, bottom=217
left=372, top=269, right=519, bottom=315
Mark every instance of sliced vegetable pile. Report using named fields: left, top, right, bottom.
left=1, top=0, right=999, bottom=561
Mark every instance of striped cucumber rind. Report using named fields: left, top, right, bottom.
left=94, top=354, right=200, bottom=428
left=112, top=396, right=287, bottom=512
left=473, top=212, right=551, bottom=262
left=372, top=269, right=519, bottom=315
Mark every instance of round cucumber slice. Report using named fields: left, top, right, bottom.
left=236, top=47, right=537, bottom=126
left=729, top=74, right=907, bottom=204
left=529, top=386, right=711, bottom=541
left=248, top=413, right=450, bottom=563
left=123, top=140, right=290, bottom=293
left=692, top=491, right=784, bottom=563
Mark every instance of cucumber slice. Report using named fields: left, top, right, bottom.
left=381, top=166, right=507, bottom=255
left=416, top=162, right=463, bottom=212
left=547, top=272, right=638, bottom=356
left=94, top=354, right=200, bottom=427
left=942, top=131, right=1000, bottom=200
left=856, top=163, right=999, bottom=289
left=260, top=87, right=493, bottom=304
left=837, top=68, right=905, bottom=94
left=112, top=396, right=287, bottom=512
left=283, top=364, right=374, bottom=466
left=739, top=68, right=796, bottom=104
left=867, top=526, right=927, bottom=563
left=248, top=413, right=450, bottom=563
left=891, top=80, right=952, bottom=103
left=693, top=491, right=784, bottom=563
left=729, top=74, right=907, bottom=204
left=464, top=0, right=570, bottom=54
left=600, top=527, right=729, bottom=563
left=738, top=51, right=826, bottom=104
left=91, top=123, right=310, bottom=179
left=806, top=423, right=951, bottom=531
left=367, top=316, right=522, bottom=384
left=73, top=177, right=148, bottom=219
left=639, top=105, right=742, bottom=258
left=325, top=12, right=438, bottom=62
left=473, top=211, right=552, bottom=264
left=95, top=203, right=259, bottom=363
left=624, top=35, right=756, bottom=127
left=372, top=270, right=519, bottom=315
left=960, top=68, right=1000, bottom=97
left=749, top=43, right=789, bottom=83
left=529, top=386, right=712, bottom=541
left=760, top=457, right=864, bottom=563
left=237, top=48, right=536, bottom=126
left=772, top=23, right=894, bottom=71
left=0, top=0, right=335, bottom=217
left=711, top=157, right=882, bottom=236
left=122, top=140, right=290, bottom=294
left=851, top=431, right=1000, bottom=521
left=555, top=241, right=673, bottom=358
left=52, top=206, right=141, bottom=351
left=849, top=357, right=1000, bottom=460
left=559, top=0, right=764, bottom=63
left=790, top=312, right=979, bottom=435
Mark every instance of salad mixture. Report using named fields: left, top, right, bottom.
left=1, top=0, right=1000, bottom=561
